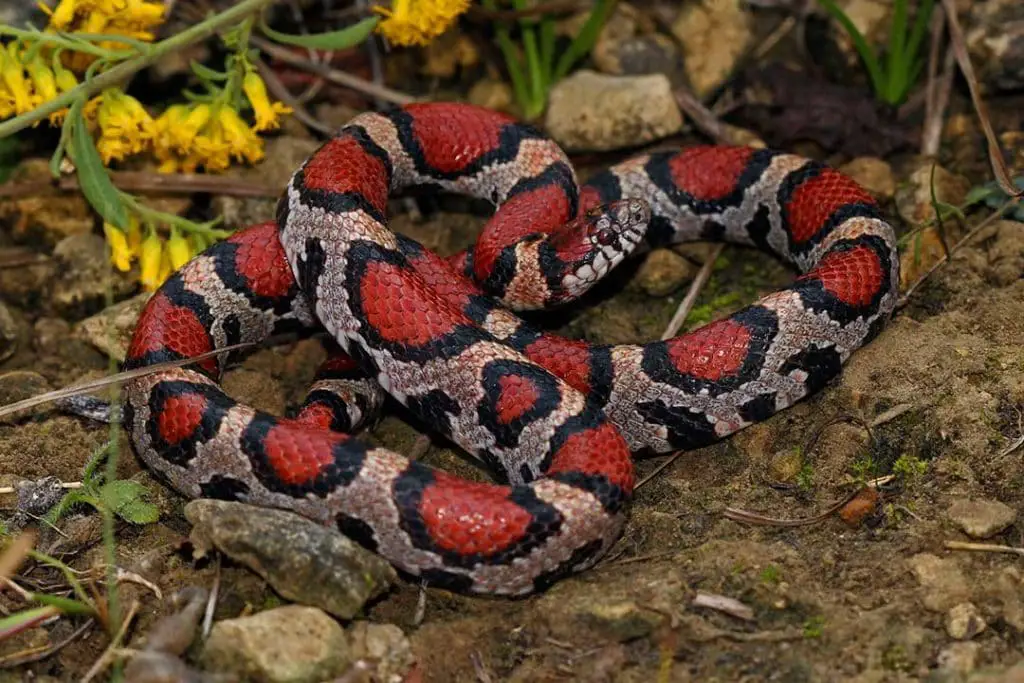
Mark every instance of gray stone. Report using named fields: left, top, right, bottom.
left=185, top=500, right=396, bottom=620
left=545, top=71, right=683, bottom=152
left=347, top=622, right=414, bottom=683
left=948, top=498, right=1017, bottom=539
left=947, top=602, right=987, bottom=640
left=73, top=292, right=151, bottom=362
left=908, top=553, right=971, bottom=612
left=200, top=606, right=349, bottom=683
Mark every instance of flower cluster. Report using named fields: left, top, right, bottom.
left=104, top=218, right=211, bottom=291
left=0, top=43, right=79, bottom=123
left=375, top=0, right=471, bottom=47
left=151, top=71, right=291, bottom=173
left=40, top=0, right=167, bottom=69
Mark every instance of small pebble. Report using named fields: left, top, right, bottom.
left=947, top=602, right=987, bottom=640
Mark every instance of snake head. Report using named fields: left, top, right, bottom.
left=544, top=198, right=651, bottom=306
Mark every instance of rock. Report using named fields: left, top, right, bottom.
left=73, top=292, right=151, bottom=362
left=185, top=500, right=396, bottom=620
left=32, top=318, right=71, bottom=356
left=838, top=157, right=896, bottom=201
left=467, top=79, right=514, bottom=114
left=0, top=248, right=54, bottom=310
left=895, top=163, right=971, bottom=226
left=947, top=498, right=1017, bottom=539
left=992, top=567, right=1024, bottom=634
left=966, top=0, right=1024, bottom=92
left=0, top=371, right=52, bottom=424
left=986, top=220, right=1024, bottom=287
left=592, top=3, right=683, bottom=80
left=937, top=642, right=982, bottom=676
left=671, top=0, right=753, bottom=97
left=347, top=622, right=414, bottom=683
left=200, top=606, right=350, bottom=683
left=908, top=553, right=971, bottom=612
left=545, top=70, right=683, bottom=152
left=947, top=602, right=987, bottom=640
left=0, top=302, right=27, bottom=364
left=0, top=160, right=94, bottom=247
left=634, top=248, right=697, bottom=297
left=50, top=233, right=138, bottom=319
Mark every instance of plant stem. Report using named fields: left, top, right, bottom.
left=0, top=25, right=113, bottom=57
left=0, top=0, right=282, bottom=138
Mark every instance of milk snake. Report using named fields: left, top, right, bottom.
left=121, top=103, right=899, bottom=596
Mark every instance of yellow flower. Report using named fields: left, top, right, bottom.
left=374, top=0, right=470, bottom=47
left=166, top=228, right=191, bottom=270
left=216, top=107, right=264, bottom=165
left=242, top=71, right=291, bottom=132
left=0, top=47, right=34, bottom=116
left=157, top=246, right=173, bottom=285
left=139, top=229, right=163, bottom=290
left=95, top=89, right=154, bottom=163
left=38, top=0, right=79, bottom=30
left=103, top=222, right=133, bottom=271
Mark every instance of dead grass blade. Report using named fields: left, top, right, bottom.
left=941, top=0, right=1022, bottom=199
left=0, top=338, right=284, bottom=419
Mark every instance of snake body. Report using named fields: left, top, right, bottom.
left=122, top=103, right=899, bottom=595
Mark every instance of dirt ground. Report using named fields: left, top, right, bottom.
left=1, top=191, right=1022, bottom=681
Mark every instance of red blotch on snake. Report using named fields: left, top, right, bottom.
left=262, top=423, right=348, bottom=486
left=127, top=292, right=215, bottom=374
left=665, top=319, right=752, bottom=380
left=228, top=222, right=295, bottom=299
left=547, top=422, right=635, bottom=492
left=406, top=102, right=512, bottom=174
left=785, top=169, right=876, bottom=244
left=473, top=184, right=573, bottom=281
left=302, top=135, right=389, bottom=215
left=668, top=147, right=753, bottom=201
left=359, top=260, right=471, bottom=346
left=157, top=393, right=208, bottom=444
left=800, top=244, right=885, bottom=307
left=495, top=375, right=540, bottom=424
left=418, top=473, right=534, bottom=557
left=523, top=337, right=592, bottom=394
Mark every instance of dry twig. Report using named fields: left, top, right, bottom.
left=661, top=244, right=725, bottom=340
left=944, top=540, right=1024, bottom=557
left=251, top=35, right=417, bottom=106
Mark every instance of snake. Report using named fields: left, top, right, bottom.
left=121, top=102, right=900, bottom=596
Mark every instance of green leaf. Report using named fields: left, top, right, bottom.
left=68, top=103, right=129, bottom=229
left=0, top=606, right=60, bottom=640
left=116, top=497, right=160, bottom=524
left=816, top=0, right=885, bottom=99
left=28, top=593, right=96, bottom=616
left=259, top=16, right=379, bottom=50
left=553, top=0, right=616, bottom=82
left=190, top=59, right=229, bottom=82
left=98, top=480, right=159, bottom=524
